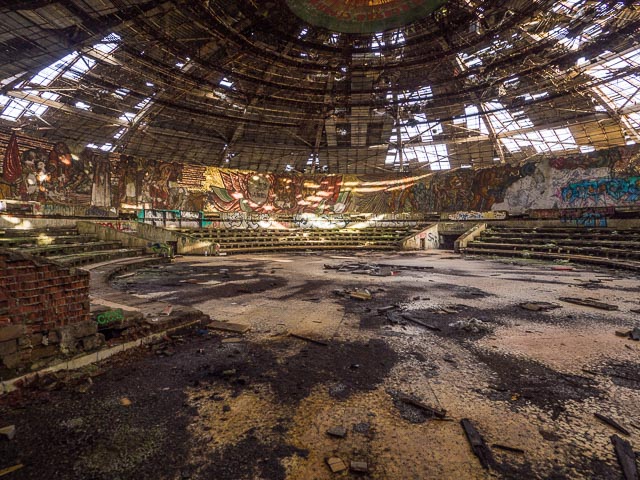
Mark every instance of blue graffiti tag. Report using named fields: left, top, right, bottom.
left=560, top=177, right=640, bottom=207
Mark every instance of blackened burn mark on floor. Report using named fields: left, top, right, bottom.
left=198, top=435, right=308, bottom=480
left=193, top=338, right=399, bottom=403
left=473, top=349, right=602, bottom=419
left=596, top=359, right=640, bottom=390
left=111, top=262, right=289, bottom=305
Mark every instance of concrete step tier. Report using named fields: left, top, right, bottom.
left=481, top=231, right=640, bottom=240
left=0, top=225, right=149, bottom=268
left=18, top=241, right=126, bottom=257
left=0, top=227, right=80, bottom=237
left=0, top=234, right=100, bottom=247
left=51, top=248, right=147, bottom=267
left=474, top=237, right=640, bottom=247
left=464, top=225, right=640, bottom=271
left=178, top=227, right=414, bottom=238
left=174, top=226, right=415, bottom=253
left=467, top=241, right=640, bottom=261
left=216, top=244, right=397, bottom=254
left=464, top=246, right=640, bottom=272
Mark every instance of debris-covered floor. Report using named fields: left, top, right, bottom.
left=1, top=251, right=639, bottom=479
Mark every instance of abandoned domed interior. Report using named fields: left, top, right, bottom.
left=1, top=0, right=640, bottom=478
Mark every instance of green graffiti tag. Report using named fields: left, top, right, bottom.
left=95, top=308, right=124, bottom=327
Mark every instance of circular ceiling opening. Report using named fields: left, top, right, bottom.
left=285, top=0, right=448, bottom=34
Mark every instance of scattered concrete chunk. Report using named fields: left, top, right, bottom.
left=221, top=337, right=244, bottom=344
left=449, top=318, right=491, bottom=334
left=326, top=457, right=348, bottom=473
left=350, top=461, right=369, bottom=473
left=559, top=297, right=619, bottom=311
left=326, top=426, right=347, bottom=438
left=0, top=425, right=16, bottom=441
left=349, top=290, right=372, bottom=301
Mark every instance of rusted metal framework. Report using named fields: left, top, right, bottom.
left=0, top=0, right=639, bottom=173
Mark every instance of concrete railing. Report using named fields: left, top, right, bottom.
left=77, top=221, right=151, bottom=251
left=454, top=223, right=487, bottom=252
left=402, top=224, right=439, bottom=250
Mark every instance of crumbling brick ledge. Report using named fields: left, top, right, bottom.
left=0, top=318, right=204, bottom=395
left=1, top=251, right=209, bottom=392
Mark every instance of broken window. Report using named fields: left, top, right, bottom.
left=483, top=101, right=534, bottom=133
left=0, top=33, right=121, bottom=122
left=502, top=127, right=578, bottom=153
left=387, top=114, right=450, bottom=170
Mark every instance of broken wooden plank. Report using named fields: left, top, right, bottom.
left=491, top=443, right=525, bottom=454
left=206, top=321, right=251, bottom=334
left=595, top=413, right=631, bottom=436
left=519, top=302, right=561, bottom=312
left=461, top=418, right=494, bottom=470
left=398, top=393, right=447, bottom=419
left=0, top=464, right=24, bottom=477
left=559, top=297, right=619, bottom=311
left=378, top=305, right=398, bottom=313
left=611, top=434, right=639, bottom=480
left=289, top=333, right=328, bottom=346
left=400, top=314, right=442, bottom=331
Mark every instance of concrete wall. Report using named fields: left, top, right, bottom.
left=402, top=224, right=439, bottom=250
left=77, top=221, right=150, bottom=250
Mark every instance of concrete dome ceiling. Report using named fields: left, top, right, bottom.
left=0, top=0, right=639, bottom=173
left=285, top=0, right=448, bottom=33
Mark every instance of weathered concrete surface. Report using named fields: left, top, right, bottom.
left=1, top=251, right=639, bottom=479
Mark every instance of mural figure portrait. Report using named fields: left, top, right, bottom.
left=91, top=154, right=112, bottom=207
left=48, top=142, right=73, bottom=182
left=148, top=162, right=176, bottom=209
left=246, top=174, right=270, bottom=207
left=19, top=148, right=48, bottom=201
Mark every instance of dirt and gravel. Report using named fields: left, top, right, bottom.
left=1, top=250, right=639, bottom=479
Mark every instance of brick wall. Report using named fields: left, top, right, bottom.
left=0, top=249, right=98, bottom=375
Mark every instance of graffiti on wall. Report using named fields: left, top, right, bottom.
left=95, top=308, right=124, bottom=327
left=558, top=177, right=640, bottom=208
left=559, top=207, right=615, bottom=227
left=445, top=211, right=508, bottom=221
left=549, top=148, right=620, bottom=170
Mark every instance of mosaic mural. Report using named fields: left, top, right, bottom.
left=285, top=0, right=447, bottom=33
left=1, top=133, right=640, bottom=218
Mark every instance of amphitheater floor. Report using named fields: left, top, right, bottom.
left=1, top=250, right=639, bottom=480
